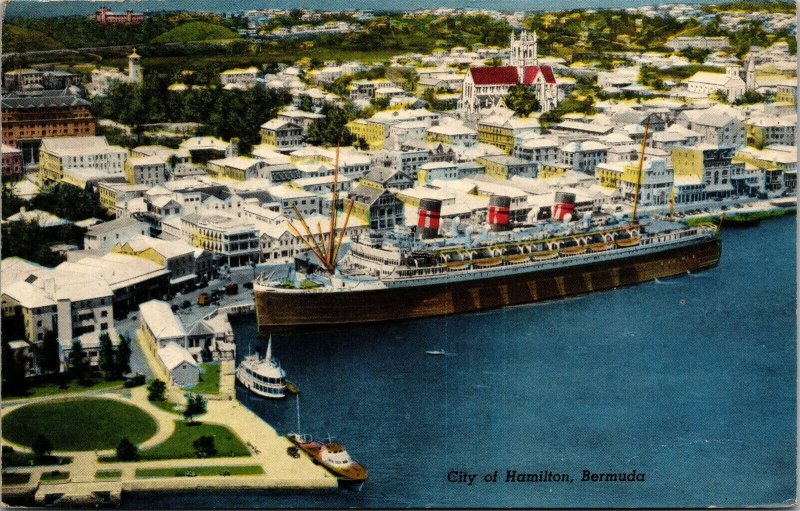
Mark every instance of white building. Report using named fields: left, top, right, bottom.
left=84, top=217, right=149, bottom=252
left=220, top=66, right=259, bottom=90
left=685, top=65, right=746, bottom=103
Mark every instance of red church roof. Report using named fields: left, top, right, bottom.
left=469, top=65, right=556, bottom=86
left=469, top=66, right=520, bottom=85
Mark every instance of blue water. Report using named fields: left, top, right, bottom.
left=6, top=0, right=721, bottom=19
left=124, top=216, right=796, bottom=508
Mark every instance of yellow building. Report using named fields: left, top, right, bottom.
left=346, top=119, right=387, bottom=149
left=477, top=123, right=515, bottom=154
left=671, top=146, right=705, bottom=179
left=539, top=162, right=571, bottom=180
left=38, top=150, right=64, bottom=185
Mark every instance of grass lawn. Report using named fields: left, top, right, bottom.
left=95, top=470, right=122, bottom=481
left=3, top=473, right=31, bottom=485
left=40, top=470, right=70, bottom=482
left=192, top=364, right=220, bottom=395
left=2, top=379, right=124, bottom=402
left=151, top=399, right=183, bottom=415
left=139, top=421, right=250, bottom=460
left=2, top=398, right=157, bottom=451
left=135, top=465, right=263, bottom=479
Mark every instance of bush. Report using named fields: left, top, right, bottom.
left=147, top=379, right=166, bottom=401
left=193, top=435, right=217, bottom=458
left=116, top=438, right=139, bottom=461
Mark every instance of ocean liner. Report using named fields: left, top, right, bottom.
left=254, top=130, right=721, bottom=332
left=254, top=194, right=721, bottom=331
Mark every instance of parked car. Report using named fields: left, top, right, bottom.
left=225, top=283, right=239, bottom=295
left=198, top=293, right=210, bottom=306
left=243, top=282, right=254, bottom=290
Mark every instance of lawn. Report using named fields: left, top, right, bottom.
left=2, top=398, right=157, bottom=451
left=139, top=421, right=250, bottom=460
left=95, top=470, right=122, bottom=481
left=2, top=379, right=124, bottom=402
left=135, top=465, right=263, bottom=478
left=40, top=470, right=70, bottom=482
left=151, top=21, right=241, bottom=44
left=192, top=364, right=220, bottom=395
left=151, top=399, right=183, bottom=415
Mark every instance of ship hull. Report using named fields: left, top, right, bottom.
left=256, top=238, right=721, bottom=332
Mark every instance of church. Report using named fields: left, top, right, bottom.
left=460, top=30, right=558, bottom=114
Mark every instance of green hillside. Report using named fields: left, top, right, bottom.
left=151, top=21, right=241, bottom=44
left=3, top=25, right=64, bottom=53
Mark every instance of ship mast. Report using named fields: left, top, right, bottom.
left=631, top=114, right=653, bottom=225
left=288, top=143, right=355, bottom=273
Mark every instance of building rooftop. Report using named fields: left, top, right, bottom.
left=140, top=300, right=186, bottom=339
left=86, top=217, right=147, bottom=236
left=158, top=341, right=198, bottom=370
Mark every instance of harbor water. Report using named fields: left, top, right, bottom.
left=124, top=215, right=796, bottom=508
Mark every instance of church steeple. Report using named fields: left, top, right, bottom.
left=510, top=29, right=539, bottom=72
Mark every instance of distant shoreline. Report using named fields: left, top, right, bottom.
left=5, top=0, right=724, bottom=20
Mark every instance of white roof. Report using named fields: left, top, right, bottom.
left=686, top=72, right=740, bottom=86
left=120, top=234, right=196, bottom=259
left=40, top=136, right=127, bottom=157
left=56, top=253, right=169, bottom=290
left=140, top=300, right=186, bottom=339
left=127, top=155, right=166, bottom=167
left=158, top=341, right=197, bottom=371
left=209, top=156, right=263, bottom=170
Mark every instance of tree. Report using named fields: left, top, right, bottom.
left=147, top=379, right=166, bottom=401
left=39, top=330, right=61, bottom=375
left=183, top=393, right=207, bottom=423
left=193, top=435, right=217, bottom=458
left=504, top=84, right=541, bottom=117
left=679, top=47, right=712, bottom=64
left=99, top=333, right=116, bottom=380
left=712, top=90, right=728, bottom=104
left=305, top=103, right=357, bottom=147
left=296, top=95, right=314, bottom=112
left=68, top=340, right=91, bottom=384
left=115, top=335, right=132, bottom=377
left=2, top=184, right=28, bottom=218
left=116, top=438, right=139, bottom=461
left=2, top=340, right=27, bottom=396
left=32, top=435, right=53, bottom=460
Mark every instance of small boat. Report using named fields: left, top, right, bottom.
left=588, top=242, right=613, bottom=252
left=559, top=245, right=587, bottom=255
left=285, top=381, right=300, bottom=395
left=287, top=396, right=367, bottom=486
left=236, top=336, right=287, bottom=399
left=474, top=257, right=502, bottom=268
left=446, top=260, right=471, bottom=270
left=531, top=250, right=558, bottom=261
left=314, top=441, right=368, bottom=483
left=505, top=253, right=529, bottom=264
left=616, top=237, right=640, bottom=248
left=287, top=433, right=368, bottom=485
left=425, top=349, right=446, bottom=356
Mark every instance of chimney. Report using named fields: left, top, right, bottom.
left=417, top=198, right=442, bottom=239
left=487, top=195, right=511, bottom=231
left=553, top=191, right=576, bottom=222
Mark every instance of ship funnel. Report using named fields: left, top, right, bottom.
left=417, top=198, right=442, bottom=239
left=487, top=195, right=511, bottom=231
left=553, top=192, right=576, bottom=223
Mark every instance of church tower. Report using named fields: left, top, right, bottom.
left=744, top=54, right=756, bottom=91
left=128, top=48, right=143, bottom=84
left=510, top=29, right=539, bottom=73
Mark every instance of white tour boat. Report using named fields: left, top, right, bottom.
left=236, top=336, right=287, bottom=399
